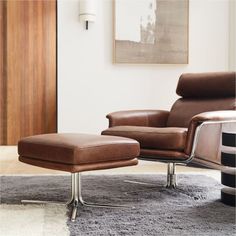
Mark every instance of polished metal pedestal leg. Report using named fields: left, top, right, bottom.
left=166, top=163, right=177, bottom=188
left=72, top=173, right=129, bottom=211
left=21, top=175, right=75, bottom=206
left=22, top=173, right=129, bottom=222
left=72, top=173, right=132, bottom=221
left=69, top=173, right=79, bottom=222
left=124, top=163, right=178, bottom=188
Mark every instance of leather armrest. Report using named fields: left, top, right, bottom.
left=106, top=110, right=170, bottom=127
left=185, top=110, right=236, bottom=155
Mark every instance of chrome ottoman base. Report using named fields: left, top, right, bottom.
left=22, top=173, right=128, bottom=222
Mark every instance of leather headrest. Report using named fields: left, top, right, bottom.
left=176, top=72, right=236, bottom=98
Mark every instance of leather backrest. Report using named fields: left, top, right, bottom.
left=167, top=97, right=236, bottom=127
left=176, top=72, right=236, bottom=98
left=167, top=71, right=236, bottom=127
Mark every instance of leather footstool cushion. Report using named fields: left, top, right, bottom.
left=18, top=133, right=140, bottom=173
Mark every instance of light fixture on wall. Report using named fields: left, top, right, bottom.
left=79, top=0, right=96, bottom=30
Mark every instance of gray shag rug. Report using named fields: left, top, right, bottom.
left=0, top=174, right=235, bottom=236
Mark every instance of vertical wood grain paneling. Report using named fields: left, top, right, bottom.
left=0, top=1, right=4, bottom=144
left=0, top=1, right=3, bottom=144
left=44, top=1, right=57, bottom=133
left=0, top=0, right=57, bottom=145
left=0, top=1, right=7, bottom=145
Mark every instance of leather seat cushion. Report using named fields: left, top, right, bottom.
left=102, top=126, right=188, bottom=151
left=18, top=133, right=140, bottom=165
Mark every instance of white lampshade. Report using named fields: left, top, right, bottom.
left=79, top=0, right=96, bottom=29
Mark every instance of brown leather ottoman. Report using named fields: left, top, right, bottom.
left=18, top=133, right=140, bottom=222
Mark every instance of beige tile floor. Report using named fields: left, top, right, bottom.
left=0, top=146, right=220, bottom=181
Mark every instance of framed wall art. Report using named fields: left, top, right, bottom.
left=114, top=0, right=189, bottom=64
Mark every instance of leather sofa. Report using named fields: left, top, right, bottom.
left=102, top=72, right=236, bottom=187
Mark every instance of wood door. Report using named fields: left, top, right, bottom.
left=0, top=2, right=5, bottom=144
left=0, top=0, right=57, bottom=145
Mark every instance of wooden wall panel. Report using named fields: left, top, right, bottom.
left=0, top=1, right=7, bottom=145
left=0, top=2, right=3, bottom=144
left=0, top=0, right=57, bottom=145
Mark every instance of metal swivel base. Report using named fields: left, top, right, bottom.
left=21, top=173, right=129, bottom=222
left=166, top=163, right=177, bottom=188
left=125, top=163, right=177, bottom=189
left=166, top=174, right=177, bottom=188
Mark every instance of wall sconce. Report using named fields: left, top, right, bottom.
left=79, top=0, right=96, bottom=30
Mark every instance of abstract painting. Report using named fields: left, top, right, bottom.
left=114, top=0, right=189, bottom=64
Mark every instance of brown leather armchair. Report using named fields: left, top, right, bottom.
left=102, top=72, right=236, bottom=187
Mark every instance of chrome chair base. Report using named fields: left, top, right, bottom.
left=124, top=162, right=177, bottom=188
left=166, top=163, right=177, bottom=188
left=124, top=180, right=157, bottom=186
left=21, top=173, right=129, bottom=222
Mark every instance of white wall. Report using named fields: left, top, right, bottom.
left=58, top=0, right=230, bottom=134
left=229, top=0, right=236, bottom=70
